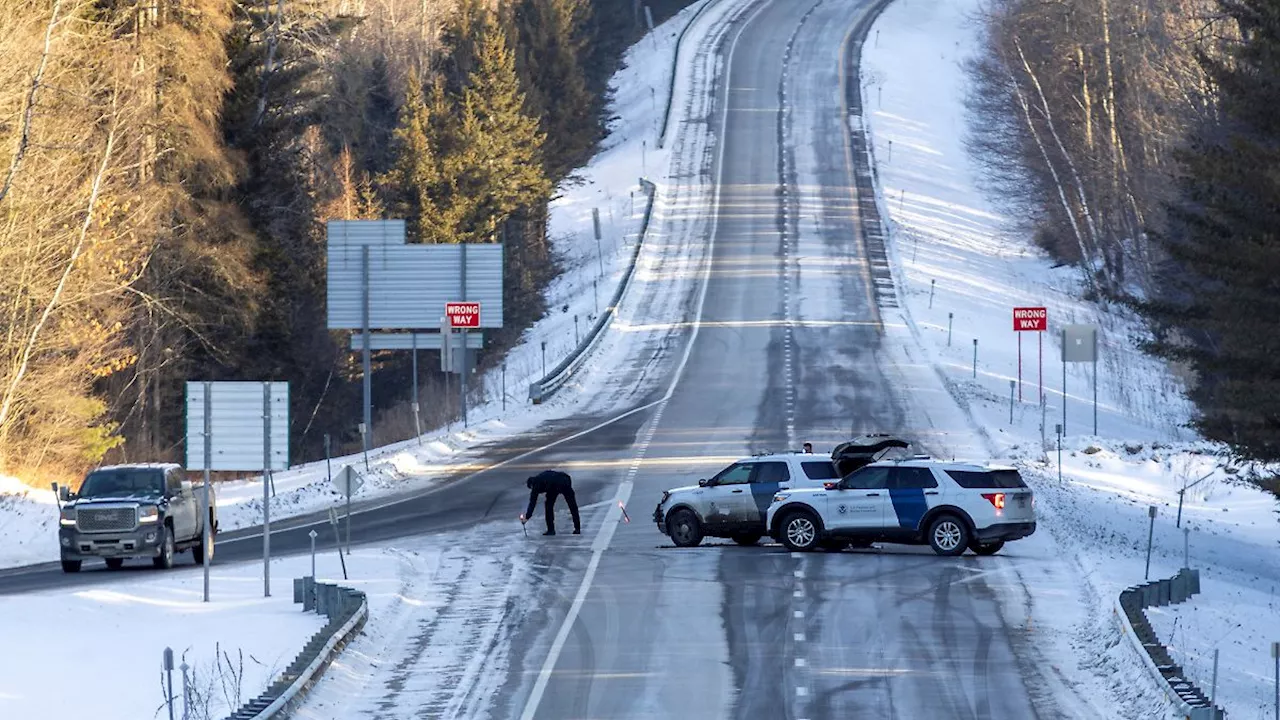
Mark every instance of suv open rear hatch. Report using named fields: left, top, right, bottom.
left=831, top=434, right=909, bottom=476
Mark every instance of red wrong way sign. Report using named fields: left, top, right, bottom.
left=1013, top=307, right=1048, bottom=332
left=446, top=302, right=481, bottom=328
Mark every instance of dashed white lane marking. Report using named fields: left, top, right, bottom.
left=794, top=588, right=804, bottom=598
left=796, top=687, right=809, bottom=698
left=794, top=569, right=805, bottom=579
left=795, top=658, right=807, bottom=668
left=791, top=552, right=802, bottom=559
left=794, top=610, right=804, bottom=619
left=794, top=633, right=806, bottom=642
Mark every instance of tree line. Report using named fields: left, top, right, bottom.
left=970, top=0, right=1280, bottom=468
left=0, top=0, right=695, bottom=483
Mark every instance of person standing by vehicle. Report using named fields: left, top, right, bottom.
left=523, top=470, right=581, bottom=536
left=802, top=442, right=813, bottom=453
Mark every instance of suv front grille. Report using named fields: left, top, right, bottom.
left=76, top=506, right=138, bottom=533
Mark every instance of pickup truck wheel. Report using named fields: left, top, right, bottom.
left=104, top=558, right=124, bottom=570
left=194, top=532, right=214, bottom=566
left=153, top=527, right=175, bottom=569
left=667, top=509, right=703, bottom=548
left=779, top=511, right=821, bottom=552
left=60, top=560, right=81, bottom=573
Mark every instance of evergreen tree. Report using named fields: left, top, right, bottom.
left=1142, top=0, right=1280, bottom=461
left=445, top=13, right=551, bottom=243
left=385, top=74, right=448, bottom=243
left=513, top=0, right=598, bottom=177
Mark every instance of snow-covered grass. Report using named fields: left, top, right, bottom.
left=0, top=554, right=332, bottom=720
left=0, top=0, right=728, bottom=570
left=0, top=529, right=536, bottom=720
left=862, top=0, right=1280, bottom=716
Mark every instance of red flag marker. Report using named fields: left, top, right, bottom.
left=618, top=501, right=631, bottom=524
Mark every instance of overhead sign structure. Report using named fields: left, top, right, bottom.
left=325, top=220, right=503, bottom=330
left=446, top=302, right=481, bottom=328
left=326, top=219, right=505, bottom=453
left=185, top=380, right=289, bottom=601
left=1013, top=307, right=1048, bottom=403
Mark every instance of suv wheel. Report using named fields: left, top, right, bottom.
left=779, top=511, right=821, bottom=552
left=668, top=509, right=704, bottom=548
left=732, top=534, right=762, bottom=546
left=969, top=540, right=1005, bottom=556
left=60, top=560, right=81, bottom=573
left=927, top=514, right=969, bottom=556
left=104, top=558, right=125, bottom=570
left=153, top=526, right=175, bottom=569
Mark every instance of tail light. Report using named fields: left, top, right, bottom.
left=981, top=492, right=1005, bottom=510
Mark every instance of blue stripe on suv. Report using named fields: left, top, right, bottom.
left=751, top=483, right=781, bottom=522
left=888, top=488, right=928, bottom=529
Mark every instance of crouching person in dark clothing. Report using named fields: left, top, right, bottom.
left=524, top=470, right=581, bottom=536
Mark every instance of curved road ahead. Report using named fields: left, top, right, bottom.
left=1, top=1, right=1087, bottom=718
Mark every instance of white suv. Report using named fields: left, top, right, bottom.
left=765, top=459, right=1036, bottom=555
left=653, top=436, right=908, bottom=547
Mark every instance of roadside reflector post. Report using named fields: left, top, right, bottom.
left=928, top=279, right=935, bottom=308
left=309, top=529, right=317, bottom=580
left=972, top=338, right=978, bottom=378
left=947, top=313, right=953, bottom=346
left=1009, top=380, right=1015, bottom=424
left=163, top=647, right=175, bottom=720
left=1055, top=424, right=1063, bottom=483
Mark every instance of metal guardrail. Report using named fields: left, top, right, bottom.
left=657, top=0, right=722, bottom=149
left=1113, top=568, right=1225, bottom=720
left=221, top=579, right=368, bottom=720
left=529, top=178, right=657, bottom=404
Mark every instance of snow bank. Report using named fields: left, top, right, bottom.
left=861, top=0, right=1279, bottom=716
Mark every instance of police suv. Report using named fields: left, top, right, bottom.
left=765, top=459, right=1036, bottom=555
left=653, top=436, right=908, bottom=547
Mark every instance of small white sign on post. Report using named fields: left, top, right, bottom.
left=331, top=465, right=363, bottom=497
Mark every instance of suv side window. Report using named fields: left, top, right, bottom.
left=843, top=466, right=891, bottom=490
left=752, top=462, right=790, bottom=484
left=801, top=461, right=839, bottom=480
left=890, top=467, right=938, bottom=489
left=712, top=463, right=754, bottom=486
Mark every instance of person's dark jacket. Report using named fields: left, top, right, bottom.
left=525, top=470, right=572, bottom=519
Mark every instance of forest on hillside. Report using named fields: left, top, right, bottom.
left=970, top=0, right=1280, bottom=467
left=0, top=0, right=695, bottom=483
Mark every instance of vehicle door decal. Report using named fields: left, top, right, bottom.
left=888, top=488, right=928, bottom=529
left=750, top=483, right=778, bottom=521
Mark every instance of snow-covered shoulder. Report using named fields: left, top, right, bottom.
left=861, top=0, right=1279, bottom=717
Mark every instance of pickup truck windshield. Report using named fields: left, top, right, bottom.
left=79, top=469, right=165, bottom=498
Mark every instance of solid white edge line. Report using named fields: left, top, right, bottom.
left=518, top=1, right=770, bottom=717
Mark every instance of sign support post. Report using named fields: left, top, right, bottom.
left=360, top=246, right=372, bottom=457
left=201, top=382, right=212, bottom=603
left=411, top=332, right=421, bottom=444
left=262, top=382, right=272, bottom=598
left=468, top=240, right=473, bottom=425
left=1013, top=307, right=1047, bottom=409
